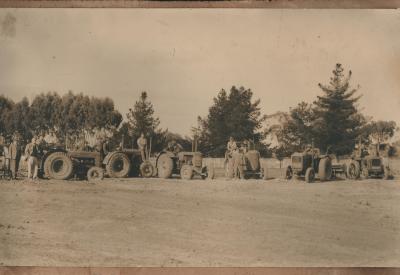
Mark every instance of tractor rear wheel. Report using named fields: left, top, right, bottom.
left=106, top=153, right=131, bottom=178
left=87, top=167, right=104, bottom=181
left=305, top=167, right=315, bottom=183
left=318, top=158, right=332, bottom=181
left=140, top=161, right=155, bottom=178
left=346, top=160, right=360, bottom=179
left=157, top=154, right=173, bottom=179
left=180, top=165, right=193, bottom=180
left=44, top=152, right=74, bottom=180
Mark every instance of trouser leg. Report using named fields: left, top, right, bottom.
left=238, top=164, right=245, bottom=179
left=27, top=157, right=33, bottom=179
left=233, top=160, right=239, bottom=179
left=228, top=158, right=235, bottom=179
left=33, top=157, right=38, bottom=179
left=10, top=159, right=16, bottom=179
left=140, top=149, right=146, bottom=162
left=15, top=158, right=20, bottom=178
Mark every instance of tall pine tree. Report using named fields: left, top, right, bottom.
left=126, top=91, right=160, bottom=138
left=313, top=63, right=365, bottom=155
left=199, top=86, right=266, bottom=157
left=123, top=91, right=164, bottom=151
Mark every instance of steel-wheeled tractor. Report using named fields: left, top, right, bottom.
left=285, top=148, right=332, bottom=183
left=224, top=141, right=268, bottom=180
left=150, top=150, right=211, bottom=180
left=242, top=149, right=268, bottom=179
left=346, top=143, right=392, bottom=180
left=346, top=155, right=391, bottom=180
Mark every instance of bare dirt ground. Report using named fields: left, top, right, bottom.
left=0, top=176, right=399, bottom=267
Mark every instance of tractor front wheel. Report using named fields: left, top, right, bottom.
left=305, top=167, right=315, bottom=183
left=140, top=161, right=155, bottom=178
left=346, top=160, right=360, bottom=180
left=180, top=165, right=193, bottom=180
left=87, top=167, right=104, bottom=181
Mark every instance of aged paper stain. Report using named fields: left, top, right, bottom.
left=1, top=12, right=16, bottom=38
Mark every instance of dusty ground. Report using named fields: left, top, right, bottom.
left=0, top=176, right=399, bottom=267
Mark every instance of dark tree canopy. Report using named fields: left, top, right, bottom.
left=116, top=91, right=166, bottom=153
left=30, top=92, right=62, bottom=134
left=268, top=64, right=381, bottom=157
left=6, top=97, right=31, bottom=141
left=126, top=91, right=160, bottom=139
left=0, top=95, right=14, bottom=135
left=274, top=102, right=315, bottom=155
left=0, top=91, right=122, bottom=144
left=198, top=86, right=267, bottom=157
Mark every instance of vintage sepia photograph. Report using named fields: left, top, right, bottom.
left=0, top=8, right=399, bottom=269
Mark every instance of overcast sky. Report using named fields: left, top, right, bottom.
left=0, top=9, right=399, bottom=136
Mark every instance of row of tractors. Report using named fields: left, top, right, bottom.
left=36, top=139, right=271, bottom=181
left=36, top=139, right=393, bottom=182
left=38, top=143, right=213, bottom=181
left=285, top=145, right=392, bottom=183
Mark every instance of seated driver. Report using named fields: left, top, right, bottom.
left=167, top=140, right=183, bottom=155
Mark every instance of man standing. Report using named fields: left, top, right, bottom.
left=25, top=137, right=40, bottom=180
left=225, top=137, right=237, bottom=179
left=137, top=133, right=147, bottom=161
left=232, top=148, right=245, bottom=180
left=95, top=137, right=109, bottom=165
left=227, top=137, right=237, bottom=155
left=9, top=136, right=22, bottom=180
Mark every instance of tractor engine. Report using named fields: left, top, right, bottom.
left=290, top=153, right=303, bottom=172
left=290, top=152, right=312, bottom=174
left=244, top=150, right=260, bottom=172
left=192, top=152, right=203, bottom=169
left=179, top=152, right=202, bottom=169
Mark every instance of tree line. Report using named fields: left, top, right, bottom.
left=0, top=63, right=397, bottom=157
left=0, top=91, right=122, bottom=143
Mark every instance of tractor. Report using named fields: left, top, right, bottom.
left=142, top=140, right=211, bottom=180
left=346, top=143, right=392, bottom=180
left=285, top=146, right=332, bottom=183
left=224, top=141, right=268, bottom=180
left=41, top=140, right=143, bottom=181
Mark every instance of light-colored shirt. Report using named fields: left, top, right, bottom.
left=227, top=141, right=237, bottom=152
left=137, top=137, right=147, bottom=150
